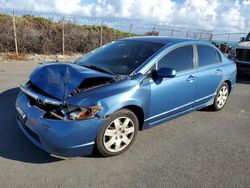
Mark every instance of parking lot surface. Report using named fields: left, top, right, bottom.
left=0, top=61, right=249, bottom=188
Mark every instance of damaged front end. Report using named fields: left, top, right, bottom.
left=20, top=83, right=103, bottom=121
left=17, top=82, right=107, bottom=157
left=15, top=62, right=131, bottom=156
left=20, top=63, right=120, bottom=122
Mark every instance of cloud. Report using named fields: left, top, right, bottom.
left=0, top=0, right=249, bottom=32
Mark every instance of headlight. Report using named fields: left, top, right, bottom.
left=68, top=106, right=103, bottom=120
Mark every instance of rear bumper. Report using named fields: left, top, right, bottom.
left=16, top=92, right=105, bottom=157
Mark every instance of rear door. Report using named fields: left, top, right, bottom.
left=194, top=45, right=224, bottom=106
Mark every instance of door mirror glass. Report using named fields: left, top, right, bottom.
left=240, top=37, right=245, bottom=42
left=152, top=67, right=176, bottom=80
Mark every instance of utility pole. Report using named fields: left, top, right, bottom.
left=170, top=29, right=175, bottom=37
left=129, top=24, right=133, bottom=37
left=225, top=33, right=231, bottom=53
left=12, top=11, right=18, bottom=55
left=152, top=26, right=156, bottom=36
left=62, top=17, right=65, bottom=55
left=100, top=21, right=104, bottom=47
left=209, top=32, right=213, bottom=42
left=186, top=29, right=190, bottom=38
left=199, top=31, right=203, bottom=40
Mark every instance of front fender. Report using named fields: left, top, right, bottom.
left=102, top=99, right=145, bottom=117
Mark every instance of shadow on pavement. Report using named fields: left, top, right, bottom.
left=0, top=88, right=61, bottom=163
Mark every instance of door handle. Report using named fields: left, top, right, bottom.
left=186, top=75, right=196, bottom=82
left=215, top=68, right=223, bottom=74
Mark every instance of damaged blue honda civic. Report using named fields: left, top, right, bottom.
left=16, top=37, right=236, bottom=157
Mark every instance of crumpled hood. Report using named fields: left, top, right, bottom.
left=29, top=63, right=115, bottom=100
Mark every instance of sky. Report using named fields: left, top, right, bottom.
left=0, top=0, right=250, bottom=32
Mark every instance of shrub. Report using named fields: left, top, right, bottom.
left=0, top=14, right=136, bottom=54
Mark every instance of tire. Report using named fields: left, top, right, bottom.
left=96, top=109, right=139, bottom=157
left=212, top=82, right=229, bottom=111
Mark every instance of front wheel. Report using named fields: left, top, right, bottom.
left=212, top=82, right=229, bottom=111
left=96, top=109, right=139, bottom=157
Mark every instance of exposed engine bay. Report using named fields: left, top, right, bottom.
left=22, top=74, right=121, bottom=121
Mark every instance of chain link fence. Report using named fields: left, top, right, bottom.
left=0, top=8, right=248, bottom=55
left=211, top=33, right=248, bottom=53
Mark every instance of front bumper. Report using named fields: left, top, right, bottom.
left=16, top=92, right=105, bottom=157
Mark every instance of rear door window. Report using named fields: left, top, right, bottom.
left=197, top=45, right=221, bottom=67
left=158, top=45, right=194, bottom=72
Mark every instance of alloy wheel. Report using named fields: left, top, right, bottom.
left=216, top=85, right=228, bottom=109
left=103, top=117, right=135, bottom=153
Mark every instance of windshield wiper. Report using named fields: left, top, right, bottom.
left=82, top=65, right=116, bottom=76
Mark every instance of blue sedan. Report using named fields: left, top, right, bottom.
left=16, top=37, right=236, bottom=157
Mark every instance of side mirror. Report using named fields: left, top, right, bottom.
left=240, top=37, right=245, bottom=42
left=157, top=67, right=176, bottom=78
left=152, top=67, right=176, bottom=81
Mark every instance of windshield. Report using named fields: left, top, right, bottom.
left=246, top=32, right=250, bottom=41
left=76, top=40, right=164, bottom=75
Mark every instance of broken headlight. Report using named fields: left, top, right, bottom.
left=68, top=106, right=103, bottom=120
left=48, top=104, right=103, bottom=121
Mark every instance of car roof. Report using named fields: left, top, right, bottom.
left=121, top=36, right=197, bottom=45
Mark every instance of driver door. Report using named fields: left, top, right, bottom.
left=146, top=45, right=197, bottom=126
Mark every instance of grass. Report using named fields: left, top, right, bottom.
left=6, top=53, right=28, bottom=61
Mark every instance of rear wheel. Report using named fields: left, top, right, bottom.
left=96, top=109, right=139, bottom=157
left=212, top=82, right=229, bottom=111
